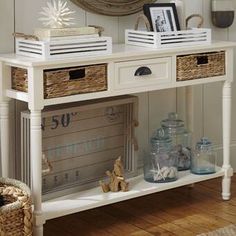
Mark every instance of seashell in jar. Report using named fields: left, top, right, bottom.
left=161, top=166, right=170, bottom=178
left=168, top=167, right=177, bottom=178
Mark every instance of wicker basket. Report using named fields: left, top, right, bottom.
left=177, top=51, right=225, bottom=81
left=0, top=178, right=33, bottom=236
left=12, top=63, right=108, bottom=99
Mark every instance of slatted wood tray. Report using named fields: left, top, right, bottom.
left=125, top=28, right=211, bottom=48
left=15, top=37, right=112, bottom=59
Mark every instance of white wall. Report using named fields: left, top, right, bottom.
left=0, top=0, right=15, bottom=176
left=0, top=0, right=14, bottom=53
left=1, top=0, right=236, bottom=171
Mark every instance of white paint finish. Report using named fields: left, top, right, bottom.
left=2, top=42, right=235, bottom=67
left=126, top=28, right=211, bottom=48
left=15, top=101, right=28, bottom=179
left=15, top=37, right=112, bottom=59
left=222, top=83, right=233, bottom=201
left=4, top=0, right=236, bottom=230
left=43, top=167, right=225, bottom=221
left=1, top=40, right=235, bottom=234
left=114, top=57, right=172, bottom=90
left=27, top=67, right=44, bottom=110
left=222, top=82, right=232, bottom=168
left=0, top=101, right=10, bottom=177
left=30, top=110, right=43, bottom=232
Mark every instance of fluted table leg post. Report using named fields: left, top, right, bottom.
left=0, top=100, right=10, bottom=177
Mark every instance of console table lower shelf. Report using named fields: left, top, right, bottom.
left=42, top=167, right=224, bottom=221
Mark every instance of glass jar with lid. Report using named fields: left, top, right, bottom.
left=161, top=112, right=192, bottom=171
left=143, top=128, right=178, bottom=183
left=191, top=137, right=217, bottom=174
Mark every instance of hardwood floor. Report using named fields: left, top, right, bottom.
left=44, top=176, right=236, bottom=235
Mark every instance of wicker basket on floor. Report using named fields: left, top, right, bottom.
left=0, top=177, right=33, bottom=236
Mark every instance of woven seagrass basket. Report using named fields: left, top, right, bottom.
left=177, top=51, right=225, bottom=81
left=11, top=63, right=107, bottom=99
left=0, top=178, right=33, bottom=236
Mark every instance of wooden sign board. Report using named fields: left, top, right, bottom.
left=20, top=96, right=138, bottom=199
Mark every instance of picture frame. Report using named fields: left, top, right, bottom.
left=143, top=3, right=180, bottom=32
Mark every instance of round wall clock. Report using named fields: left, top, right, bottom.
left=70, top=0, right=156, bottom=16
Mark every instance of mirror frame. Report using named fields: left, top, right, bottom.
left=70, top=0, right=156, bottom=16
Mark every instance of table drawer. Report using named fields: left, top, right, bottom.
left=177, top=51, right=225, bottom=81
left=114, top=57, right=172, bottom=90
left=11, top=64, right=108, bottom=99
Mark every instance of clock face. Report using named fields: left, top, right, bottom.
left=70, top=0, right=156, bottom=16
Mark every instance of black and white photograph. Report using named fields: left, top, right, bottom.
left=143, top=3, right=180, bottom=32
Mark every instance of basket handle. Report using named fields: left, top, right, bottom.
left=186, top=14, right=204, bottom=28
left=88, top=25, right=104, bottom=36
left=134, top=14, right=151, bottom=31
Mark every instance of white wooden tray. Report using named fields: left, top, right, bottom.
left=125, top=28, right=211, bottom=48
left=16, top=36, right=112, bottom=59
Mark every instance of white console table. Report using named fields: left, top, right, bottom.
left=0, top=41, right=235, bottom=236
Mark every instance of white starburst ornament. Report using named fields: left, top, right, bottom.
left=39, top=0, right=75, bottom=28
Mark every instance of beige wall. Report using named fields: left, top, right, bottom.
left=0, top=0, right=14, bottom=52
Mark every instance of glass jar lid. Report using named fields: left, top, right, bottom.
left=151, top=128, right=172, bottom=150
left=196, top=137, right=212, bottom=151
left=161, top=112, right=184, bottom=128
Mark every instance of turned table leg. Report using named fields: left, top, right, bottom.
left=222, top=81, right=233, bottom=200
left=31, top=110, right=44, bottom=236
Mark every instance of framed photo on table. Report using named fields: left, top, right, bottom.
left=143, top=3, right=180, bottom=32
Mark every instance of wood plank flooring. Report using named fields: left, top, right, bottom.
left=44, top=176, right=236, bottom=235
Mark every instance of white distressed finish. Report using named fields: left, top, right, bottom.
left=0, top=101, right=10, bottom=177
left=16, top=37, right=112, bottom=59
left=0, top=41, right=235, bottom=235
left=43, top=167, right=224, bottom=221
left=27, top=66, right=44, bottom=234
left=222, top=81, right=233, bottom=200
left=125, top=28, right=211, bottom=48
left=114, top=57, right=172, bottom=89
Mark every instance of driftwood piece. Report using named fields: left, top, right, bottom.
left=100, top=156, right=129, bottom=193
